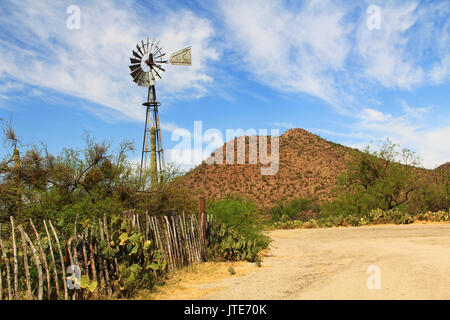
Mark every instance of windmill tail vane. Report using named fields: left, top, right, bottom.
left=129, top=38, right=192, bottom=190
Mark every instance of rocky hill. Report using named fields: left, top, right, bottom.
left=435, top=162, right=450, bottom=172
left=178, top=128, right=358, bottom=207
left=177, top=128, right=446, bottom=208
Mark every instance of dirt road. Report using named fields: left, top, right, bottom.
left=198, top=224, right=450, bottom=299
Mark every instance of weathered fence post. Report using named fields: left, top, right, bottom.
left=198, top=196, right=207, bottom=248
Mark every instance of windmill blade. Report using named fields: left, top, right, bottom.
left=129, top=64, right=141, bottom=72
left=154, top=53, right=165, bottom=59
left=148, top=70, right=156, bottom=85
left=151, top=68, right=161, bottom=81
left=140, top=72, right=150, bottom=83
left=135, top=73, right=144, bottom=86
left=154, top=45, right=163, bottom=56
left=169, top=46, right=191, bottom=66
left=136, top=78, right=145, bottom=87
left=141, top=40, right=146, bottom=53
left=136, top=44, right=144, bottom=56
left=130, top=68, right=142, bottom=80
left=141, top=71, right=156, bottom=87
left=149, top=38, right=155, bottom=53
left=133, top=50, right=142, bottom=59
left=146, top=37, right=150, bottom=52
left=136, top=72, right=150, bottom=87
left=154, top=64, right=165, bottom=73
left=130, top=57, right=141, bottom=64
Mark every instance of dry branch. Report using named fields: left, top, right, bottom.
left=49, top=221, right=68, bottom=300
left=22, top=229, right=43, bottom=300
left=18, top=226, right=32, bottom=300
left=0, top=224, right=12, bottom=300
left=30, top=219, right=51, bottom=299
left=9, top=217, right=18, bottom=299
left=43, top=220, right=60, bottom=298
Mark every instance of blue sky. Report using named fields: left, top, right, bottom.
left=0, top=0, right=449, bottom=169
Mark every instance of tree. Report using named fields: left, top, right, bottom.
left=323, top=139, right=422, bottom=216
left=0, top=119, right=23, bottom=220
left=407, top=163, right=449, bottom=213
left=0, top=121, right=197, bottom=229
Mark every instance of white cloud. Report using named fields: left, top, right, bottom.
left=220, top=1, right=450, bottom=110
left=430, top=54, right=450, bottom=84
left=308, top=128, right=371, bottom=140
left=417, top=126, right=450, bottom=168
left=354, top=106, right=449, bottom=168
left=357, top=1, right=450, bottom=89
left=272, top=122, right=295, bottom=129
left=0, top=1, right=218, bottom=121
left=220, top=0, right=353, bottom=109
left=360, top=108, right=391, bottom=122
left=168, top=147, right=204, bottom=169
left=160, top=122, right=183, bottom=134
left=401, top=101, right=431, bottom=119
left=355, top=1, right=425, bottom=89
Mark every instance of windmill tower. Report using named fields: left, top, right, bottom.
left=129, top=38, right=192, bottom=189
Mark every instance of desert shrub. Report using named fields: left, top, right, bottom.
left=270, top=198, right=316, bottom=222
left=271, top=209, right=423, bottom=230
left=407, top=177, right=449, bottom=214
left=365, top=208, right=414, bottom=224
left=318, top=209, right=414, bottom=227
left=302, top=219, right=318, bottom=228
left=319, top=140, right=422, bottom=219
left=207, top=197, right=271, bottom=262
left=320, top=209, right=415, bottom=226
left=270, top=214, right=304, bottom=229
left=415, top=210, right=450, bottom=222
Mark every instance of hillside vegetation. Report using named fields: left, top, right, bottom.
left=179, top=128, right=448, bottom=218
left=180, top=129, right=351, bottom=207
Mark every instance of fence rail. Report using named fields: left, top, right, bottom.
left=0, top=212, right=208, bottom=300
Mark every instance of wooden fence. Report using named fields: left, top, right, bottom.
left=0, top=212, right=208, bottom=300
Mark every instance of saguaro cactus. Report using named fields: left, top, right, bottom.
left=13, top=148, right=20, bottom=170
left=150, top=126, right=158, bottom=188
left=13, top=148, right=22, bottom=216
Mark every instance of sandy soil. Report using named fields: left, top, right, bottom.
left=195, top=224, right=450, bottom=300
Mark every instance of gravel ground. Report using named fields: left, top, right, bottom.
left=198, top=224, right=450, bottom=300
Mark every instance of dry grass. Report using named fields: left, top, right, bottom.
left=133, top=260, right=257, bottom=300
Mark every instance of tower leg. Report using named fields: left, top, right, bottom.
left=140, top=103, right=151, bottom=190
left=140, top=85, right=165, bottom=191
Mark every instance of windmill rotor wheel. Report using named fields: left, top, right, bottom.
left=129, top=38, right=167, bottom=87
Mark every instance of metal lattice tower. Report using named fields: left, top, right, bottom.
left=129, top=38, right=191, bottom=189
left=141, top=85, right=165, bottom=188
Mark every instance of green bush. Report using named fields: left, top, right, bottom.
left=320, top=140, right=422, bottom=219
left=270, top=214, right=306, bottom=229
left=316, top=209, right=414, bottom=227
left=407, top=178, right=449, bottom=214
left=207, top=197, right=271, bottom=262
left=270, top=198, right=316, bottom=222
left=415, top=210, right=450, bottom=222
left=365, top=208, right=414, bottom=224
left=270, top=208, right=439, bottom=230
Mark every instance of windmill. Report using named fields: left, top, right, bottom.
left=129, top=38, right=192, bottom=189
